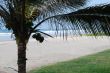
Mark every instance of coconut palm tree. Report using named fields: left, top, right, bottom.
left=0, top=0, right=110, bottom=73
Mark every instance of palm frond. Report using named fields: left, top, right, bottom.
left=60, top=4, right=110, bottom=35
left=0, top=5, right=10, bottom=26
left=27, top=0, right=86, bottom=7
left=0, top=2, right=20, bottom=31
left=27, top=0, right=87, bottom=21
left=33, top=4, right=110, bottom=36
left=0, top=9, right=5, bottom=17
left=55, top=0, right=87, bottom=7
left=36, top=30, right=54, bottom=38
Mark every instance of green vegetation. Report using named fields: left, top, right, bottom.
left=83, top=33, right=105, bottom=36
left=82, top=33, right=109, bottom=36
left=29, top=49, right=110, bottom=73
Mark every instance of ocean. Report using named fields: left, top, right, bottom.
left=0, top=29, right=12, bottom=41
left=0, top=30, right=61, bottom=41
left=0, top=33, right=13, bottom=41
left=0, top=29, right=85, bottom=42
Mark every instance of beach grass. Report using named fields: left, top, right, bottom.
left=29, top=49, right=110, bottom=73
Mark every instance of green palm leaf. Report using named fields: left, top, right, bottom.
left=61, top=4, right=110, bottom=35
left=33, top=4, right=110, bottom=36
left=27, top=0, right=86, bottom=8
left=27, top=0, right=87, bottom=21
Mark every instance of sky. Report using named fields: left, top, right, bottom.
left=0, top=0, right=110, bottom=30
left=38, top=0, right=110, bottom=30
left=87, top=0, right=110, bottom=6
left=1, top=0, right=109, bottom=6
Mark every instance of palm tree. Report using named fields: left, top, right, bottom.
left=0, top=0, right=110, bottom=73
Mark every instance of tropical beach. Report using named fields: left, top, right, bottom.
left=1, top=0, right=110, bottom=73
left=0, top=36, right=110, bottom=73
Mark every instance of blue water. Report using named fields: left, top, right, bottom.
left=0, top=30, right=59, bottom=41
left=0, top=29, right=85, bottom=41
left=0, top=33, right=13, bottom=41
left=0, top=29, right=13, bottom=41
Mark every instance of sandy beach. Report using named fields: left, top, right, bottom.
left=0, top=36, right=110, bottom=73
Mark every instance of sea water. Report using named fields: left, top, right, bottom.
left=0, top=33, right=13, bottom=41
left=0, top=30, right=57, bottom=41
left=0, top=29, right=85, bottom=41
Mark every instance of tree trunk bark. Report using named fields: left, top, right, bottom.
left=17, top=41, right=27, bottom=73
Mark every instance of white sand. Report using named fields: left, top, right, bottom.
left=0, top=36, right=110, bottom=73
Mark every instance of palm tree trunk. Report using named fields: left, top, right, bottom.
left=17, top=40, right=27, bottom=73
